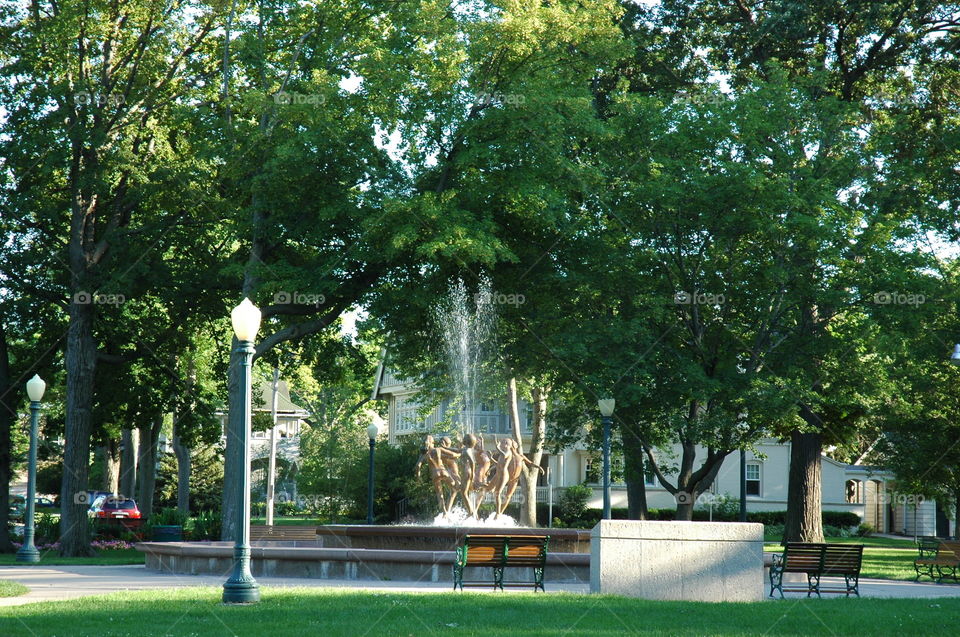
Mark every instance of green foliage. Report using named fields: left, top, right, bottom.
left=35, top=462, right=62, bottom=498
left=154, top=447, right=224, bottom=515
left=557, top=485, right=592, bottom=527
left=34, top=513, right=60, bottom=544
left=188, top=511, right=221, bottom=542
left=857, top=523, right=876, bottom=538
left=152, top=508, right=188, bottom=527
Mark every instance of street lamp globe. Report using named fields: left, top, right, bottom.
left=367, top=423, right=380, bottom=440
left=597, top=398, right=615, bottom=417
left=951, top=344, right=960, bottom=366
left=26, top=374, right=45, bottom=402
left=231, top=298, right=262, bottom=342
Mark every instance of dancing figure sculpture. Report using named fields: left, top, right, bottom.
left=490, top=438, right=544, bottom=517
left=414, top=434, right=461, bottom=514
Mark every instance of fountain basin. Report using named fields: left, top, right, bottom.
left=313, top=524, right=591, bottom=553
left=136, top=540, right=590, bottom=584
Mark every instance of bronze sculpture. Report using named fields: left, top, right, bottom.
left=415, top=433, right=540, bottom=520
left=414, top=434, right=462, bottom=515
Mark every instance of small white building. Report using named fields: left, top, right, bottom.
left=218, top=379, right=310, bottom=500
left=372, top=365, right=946, bottom=536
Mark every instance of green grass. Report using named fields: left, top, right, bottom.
left=0, top=580, right=28, bottom=598
left=764, top=536, right=918, bottom=581
left=1, top=588, right=958, bottom=636
left=0, top=549, right=143, bottom=566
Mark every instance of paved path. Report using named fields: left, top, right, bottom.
left=2, top=564, right=960, bottom=607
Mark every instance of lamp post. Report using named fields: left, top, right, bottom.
left=598, top=399, right=615, bottom=520
left=736, top=418, right=749, bottom=523
left=367, top=423, right=379, bottom=525
left=16, top=374, right=45, bottom=564
left=223, top=298, right=261, bottom=605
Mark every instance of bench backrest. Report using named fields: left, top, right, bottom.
left=781, top=543, right=825, bottom=573
left=937, top=540, right=960, bottom=560
left=820, top=544, right=863, bottom=575
left=460, top=534, right=550, bottom=567
left=917, top=536, right=940, bottom=557
left=461, top=535, right=509, bottom=566
left=781, top=543, right=863, bottom=575
left=250, top=525, right=318, bottom=540
left=503, top=536, right=549, bottom=567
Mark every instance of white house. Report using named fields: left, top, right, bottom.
left=371, top=364, right=946, bottom=536
left=218, top=379, right=311, bottom=500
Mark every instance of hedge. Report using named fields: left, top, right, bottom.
left=538, top=505, right=860, bottom=530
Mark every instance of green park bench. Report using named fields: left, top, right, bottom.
left=453, top=534, right=549, bottom=592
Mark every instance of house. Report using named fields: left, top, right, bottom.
left=218, top=378, right=310, bottom=502
left=371, top=364, right=946, bottom=536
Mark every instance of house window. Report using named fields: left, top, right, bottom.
left=395, top=396, right=425, bottom=433
left=644, top=464, right=656, bottom=486
left=746, top=463, right=761, bottom=496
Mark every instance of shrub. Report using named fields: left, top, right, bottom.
left=557, top=485, right=592, bottom=525
left=275, top=500, right=299, bottom=517
left=152, top=507, right=188, bottom=526
left=189, top=510, right=221, bottom=541
left=822, top=511, right=861, bottom=528
left=856, top=523, right=875, bottom=537
left=34, top=513, right=59, bottom=543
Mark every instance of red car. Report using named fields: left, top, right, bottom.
left=90, top=496, right=142, bottom=519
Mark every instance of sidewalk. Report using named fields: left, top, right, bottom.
left=2, top=564, right=960, bottom=607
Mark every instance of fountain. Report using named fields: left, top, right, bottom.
left=136, top=277, right=590, bottom=585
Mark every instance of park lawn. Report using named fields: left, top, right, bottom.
left=764, top=536, right=918, bottom=581
left=0, top=581, right=28, bottom=598
left=0, top=549, right=143, bottom=566
left=1, top=588, right=958, bottom=636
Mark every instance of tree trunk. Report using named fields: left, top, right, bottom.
left=0, top=321, right=16, bottom=552
left=173, top=423, right=191, bottom=516
left=622, top=424, right=648, bottom=520
left=784, top=429, right=824, bottom=542
left=221, top=341, right=244, bottom=540
left=59, top=301, right=97, bottom=557
left=101, top=441, right=120, bottom=494
left=521, top=385, right=547, bottom=527
left=120, top=428, right=139, bottom=498
left=137, top=417, right=163, bottom=518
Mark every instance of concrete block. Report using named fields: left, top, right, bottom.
left=590, top=521, right=764, bottom=602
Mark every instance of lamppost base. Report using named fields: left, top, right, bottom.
left=15, top=546, right=40, bottom=564
left=222, top=579, right=260, bottom=604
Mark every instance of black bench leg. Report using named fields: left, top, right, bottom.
left=533, top=567, right=545, bottom=593
left=769, top=567, right=784, bottom=599
left=807, top=574, right=821, bottom=598
left=493, top=567, right=504, bottom=591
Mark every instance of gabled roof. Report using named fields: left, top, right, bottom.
left=250, top=379, right=309, bottom=415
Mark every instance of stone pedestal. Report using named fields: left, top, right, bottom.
left=590, top=520, right=764, bottom=602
